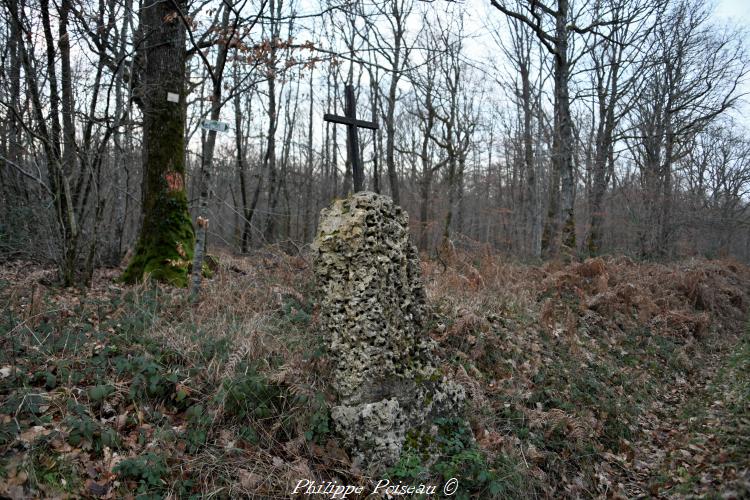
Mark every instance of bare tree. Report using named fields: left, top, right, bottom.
left=584, top=0, right=659, bottom=255
left=362, top=0, right=416, bottom=204
left=491, top=10, right=545, bottom=257
left=683, top=123, right=750, bottom=255
left=189, top=0, right=264, bottom=298
left=626, top=0, right=748, bottom=258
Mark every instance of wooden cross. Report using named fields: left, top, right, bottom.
left=324, top=84, right=378, bottom=193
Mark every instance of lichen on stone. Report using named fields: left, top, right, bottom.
left=313, top=192, right=465, bottom=473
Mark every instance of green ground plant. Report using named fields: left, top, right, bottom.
left=1, top=254, right=748, bottom=498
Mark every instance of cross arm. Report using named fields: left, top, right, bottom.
left=323, top=113, right=379, bottom=130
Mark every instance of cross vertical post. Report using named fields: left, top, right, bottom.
left=345, top=85, right=363, bottom=192
left=324, top=84, right=379, bottom=193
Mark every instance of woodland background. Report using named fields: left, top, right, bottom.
left=1, top=1, right=750, bottom=497
left=1, top=0, right=749, bottom=285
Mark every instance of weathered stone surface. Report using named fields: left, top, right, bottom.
left=312, top=192, right=464, bottom=472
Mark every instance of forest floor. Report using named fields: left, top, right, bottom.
left=0, top=249, right=748, bottom=499
left=607, top=326, right=749, bottom=498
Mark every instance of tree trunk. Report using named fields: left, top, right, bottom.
left=443, top=153, right=456, bottom=246
left=386, top=69, right=400, bottom=204
left=658, top=128, right=675, bottom=258
left=555, top=0, right=576, bottom=254
left=520, top=63, right=540, bottom=258
left=385, top=7, right=402, bottom=205
left=587, top=40, right=622, bottom=257
left=369, top=67, right=382, bottom=193
left=418, top=81, right=436, bottom=250
left=235, top=69, right=252, bottom=252
left=303, top=69, right=315, bottom=242
left=542, top=155, right=560, bottom=256
left=263, top=70, right=279, bottom=242
left=190, top=4, right=232, bottom=298
left=122, top=0, right=194, bottom=286
left=263, top=0, right=282, bottom=242
left=40, top=0, right=78, bottom=284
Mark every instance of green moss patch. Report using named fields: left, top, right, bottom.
left=121, top=190, right=194, bottom=287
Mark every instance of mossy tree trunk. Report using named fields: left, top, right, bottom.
left=121, top=0, right=194, bottom=286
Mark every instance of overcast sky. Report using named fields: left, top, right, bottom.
left=715, top=0, right=750, bottom=124
left=199, top=0, right=750, bottom=146
left=470, top=0, right=750, bottom=126
left=715, top=0, right=750, bottom=23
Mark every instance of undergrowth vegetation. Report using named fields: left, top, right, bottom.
left=1, top=250, right=749, bottom=498
left=425, top=251, right=750, bottom=497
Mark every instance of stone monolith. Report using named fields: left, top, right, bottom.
left=312, top=192, right=464, bottom=472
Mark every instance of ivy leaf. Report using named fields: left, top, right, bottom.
left=88, top=384, right=114, bottom=402
left=489, top=481, right=503, bottom=495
